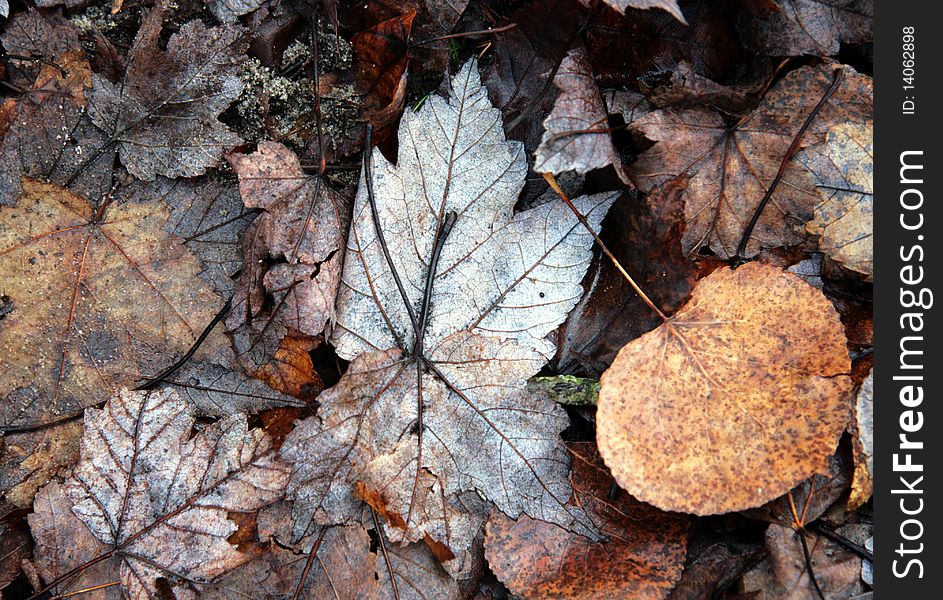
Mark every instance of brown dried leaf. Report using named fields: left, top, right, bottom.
left=630, top=64, right=872, bottom=258
left=226, top=141, right=350, bottom=378
left=283, top=60, right=615, bottom=556
left=485, top=443, right=689, bottom=599
left=87, top=4, right=247, bottom=180
left=744, top=0, right=873, bottom=56
left=534, top=47, right=625, bottom=181
left=27, top=480, right=116, bottom=600
left=0, top=421, right=81, bottom=509
left=28, top=388, right=291, bottom=599
left=741, top=524, right=866, bottom=599
left=0, top=10, right=82, bottom=89
left=0, top=179, right=224, bottom=431
left=798, top=120, right=873, bottom=278
left=0, top=51, right=114, bottom=205
left=597, top=262, right=852, bottom=515
left=0, top=521, right=29, bottom=591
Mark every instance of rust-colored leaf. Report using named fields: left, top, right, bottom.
left=485, top=442, right=689, bottom=599
left=253, top=335, right=324, bottom=401
left=597, top=262, right=852, bottom=514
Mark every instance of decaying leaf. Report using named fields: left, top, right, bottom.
left=630, top=64, right=872, bottom=258
left=534, top=47, right=623, bottom=180
left=226, top=141, right=350, bottom=378
left=0, top=521, right=29, bottom=591
left=485, top=443, right=689, bottom=599
left=597, top=262, right=852, bottom=515
left=745, top=0, right=873, bottom=56
left=0, top=50, right=114, bottom=205
left=593, top=0, right=688, bottom=24
left=282, top=59, right=616, bottom=555
left=0, top=179, right=223, bottom=430
left=741, top=523, right=867, bottom=599
left=0, top=10, right=82, bottom=88
left=0, top=421, right=82, bottom=509
left=28, top=388, right=290, bottom=599
left=849, top=369, right=873, bottom=509
left=799, top=119, right=873, bottom=278
left=87, top=3, right=247, bottom=180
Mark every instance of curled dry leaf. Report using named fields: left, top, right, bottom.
left=485, top=443, right=689, bottom=600
left=798, top=120, right=873, bottom=278
left=849, top=369, right=873, bottom=510
left=28, top=388, right=290, bottom=599
left=87, top=4, right=247, bottom=180
left=282, top=59, right=616, bottom=556
left=595, top=0, right=687, bottom=24
left=226, top=141, right=350, bottom=380
left=744, top=0, right=873, bottom=56
left=630, top=64, right=872, bottom=258
left=597, top=262, right=853, bottom=515
left=534, top=47, right=627, bottom=182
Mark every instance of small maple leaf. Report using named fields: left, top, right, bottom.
left=29, top=387, right=290, bottom=599
left=282, top=59, right=616, bottom=555
left=87, top=3, right=247, bottom=181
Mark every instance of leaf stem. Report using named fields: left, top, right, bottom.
left=543, top=173, right=668, bottom=322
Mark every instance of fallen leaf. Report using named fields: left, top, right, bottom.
left=0, top=51, right=114, bottom=205
left=849, top=369, right=873, bottom=510
left=485, top=442, right=689, bottom=599
left=252, top=334, right=324, bottom=401
left=630, top=64, right=872, bottom=258
left=798, top=120, right=873, bottom=278
left=226, top=141, right=350, bottom=378
left=556, top=178, right=698, bottom=374
left=30, top=387, right=291, bottom=598
left=667, top=539, right=765, bottom=600
left=595, top=0, right=687, bottom=24
left=646, top=61, right=756, bottom=115
left=597, top=262, right=852, bottom=515
left=0, top=179, right=223, bottom=430
left=27, top=480, right=114, bottom=600
left=87, top=4, right=247, bottom=180
left=0, top=421, right=81, bottom=509
left=282, top=59, right=616, bottom=554
left=741, top=523, right=866, bottom=599
left=534, top=47, right=625, bottom=181
left=743, top=0, right=873, bottom=56
left=0, top=10, right=82, bottom=89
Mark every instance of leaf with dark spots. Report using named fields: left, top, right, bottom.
left=556, top=178, right=698, bottom=374
left=282, top=60, right=615, bottom=556
left=485, top=442, right=689, bottom=599
left=597, top=263, right=853, bottom=515
left=86, top=3, right=247, bottom=180
left=226, top=141, right=350, bottom=382
left=0, top=179, right=225, bottom=431
left=0, top=51, right=114, bottom=205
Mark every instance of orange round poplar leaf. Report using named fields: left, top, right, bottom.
left=597, top=262, right=852, bottom=515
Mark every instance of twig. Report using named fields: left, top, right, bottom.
left=811, top=523, right=873, bottom=560
left=734, top=68, right=844, bottom=261
left=292, top=527, right=328, bottom=600
left=372, top=508, right=400, bottom=600
left=409, top=24, right=518, bottom=48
